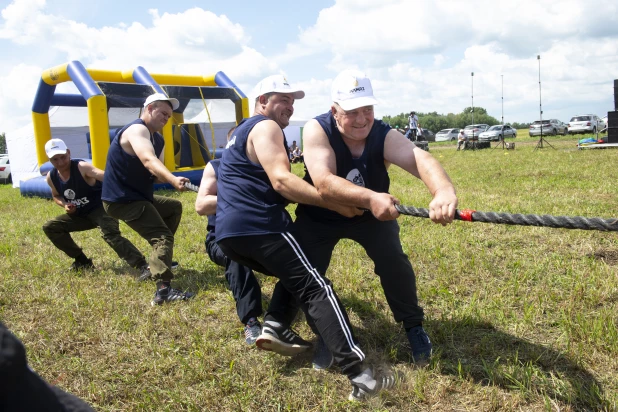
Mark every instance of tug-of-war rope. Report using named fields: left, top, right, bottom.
left=395, top=205, right=618, bottom=232
left=184, top=182, right=617, bottom=232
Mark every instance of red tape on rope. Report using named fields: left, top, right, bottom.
left=459, top=209, right=475, bottom=222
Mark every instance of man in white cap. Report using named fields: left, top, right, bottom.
left=215, top=74, right=397, bottom=401
left=102, top=92, right=193, bottom=305
left=42, top=138, right=147, bottom=272
left=296, top=69, right=458, bottom=369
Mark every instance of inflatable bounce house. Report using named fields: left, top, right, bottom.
left=19, top=60, right=249, bottom=197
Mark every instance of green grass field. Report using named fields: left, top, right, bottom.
left=1, top=132, right=617, bottom=411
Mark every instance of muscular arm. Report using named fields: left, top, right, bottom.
left=77, top=161, right=104, bottom=183
left=195, top=162, right=217, bottom=216
left=302, top=119, right=399, bottom=220
left=249, top=120, right=361, bottom=218
left=383, top=129, right=458, bottom=224
left=122, top=125, right=188, bottom=191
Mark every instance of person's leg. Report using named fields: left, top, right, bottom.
left=42, top=213, right=96, bottom=267
left=348, top=218, right=431, bottom=362
left=219, top=234, right=365, bottom=379
left=103, top=200, right=174, bottom=282
left=152, top=194, right=183, bottom=235
left=88, top=206, right=146, bottom=268
left=206, top=234, right=262, bottom=324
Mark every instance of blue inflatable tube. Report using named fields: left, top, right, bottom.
left=20, top=168, right=205, bottom=198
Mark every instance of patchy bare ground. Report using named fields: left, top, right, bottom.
left=592, top=250, right=618, bottom=265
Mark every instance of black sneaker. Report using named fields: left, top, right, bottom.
left=70, top=258, right=94, bottom=271
left=407, top=326, right=432, bottom=365
left=349, top=368, right=400, bottom=401
left=138, top=265, right=152, bottom=282
left=255, top=321, right=312, bottom=356
left=151, top=285, right=195, bottom=306
left=312, top=335, right=334, bottom=370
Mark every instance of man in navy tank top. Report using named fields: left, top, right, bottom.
left=102, top=93, right=193, bottom=306
left=195, top=157, right=263, bottom=346
left=216, top=75, right=398, bottom=401
left=296, top=69, right=458, bottom=367
left=42, top=138, right=147, bottom=272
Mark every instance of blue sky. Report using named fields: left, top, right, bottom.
left=1, top=0, right=617, bottom=134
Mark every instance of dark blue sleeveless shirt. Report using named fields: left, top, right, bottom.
left=296, top=111, right=391, bottom=223
left=101, top=119, right=164, bottom=203
left=216, top=115, right=292, bottom=241
left=205, top=159, right=220, bottom=243
left=50, top=159, right=102, bottom=217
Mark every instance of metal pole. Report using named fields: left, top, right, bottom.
left=538, top=55, right=543, bottom=145
left=501, top=74, right=504, bottom=126
left=471, top=72, right=474, bottom=139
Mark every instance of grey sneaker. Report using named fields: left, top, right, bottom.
left=255, top=321, right=312, bottom=356
left=70, top=258, right=94, bottom=271
left=312, top=335, right=334, bottom=370
left=244, top=318, right=261, bottom=345
left=138, top=265, right=152, bottom=282
left=151, top=285, right=195, bottom=306
left=349, top=368, right=399, bottom=401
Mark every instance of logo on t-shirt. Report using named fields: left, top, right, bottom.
left=346, top=169, right=365, bottom=187
left=64, top=189, right=76, bottom=200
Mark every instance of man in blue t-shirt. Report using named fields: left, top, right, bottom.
left=297, top=69, right=458, bottom=367
left=215, top=75, right=398, bottom=401
left=42, top=138, right=146, bottom=272
left=102, top=93, right=193, bottom=306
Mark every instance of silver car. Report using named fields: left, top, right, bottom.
left=568, top=114, right=606, bottom=134
left=463, top=124, right=489, bottom=139
left=478, top=125, right=517, bottom=141
left=435, top=128, right=460, bottom=142
left=529, top=119, right=567, bottom=136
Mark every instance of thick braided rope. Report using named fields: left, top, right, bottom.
left=395, top=205, right=618, bottom=232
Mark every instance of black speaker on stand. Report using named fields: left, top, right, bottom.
left=606, top=80, right=618, bottom=143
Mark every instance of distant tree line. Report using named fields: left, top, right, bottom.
left=0, top=132, right=6, bottom=154
left=382, top=108, right=530, bottom=131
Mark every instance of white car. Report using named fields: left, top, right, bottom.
left=463, top=124, right=489, bottom=139
left=479, top=125, right=517, bottom=141
left=0, top=156, right=10, bottom=184
left=568, top=114, right=606, bottom=134
left=435, top=128, right=460, bottom=142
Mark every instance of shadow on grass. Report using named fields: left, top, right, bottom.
left=279, top=294, right=608, bottom=410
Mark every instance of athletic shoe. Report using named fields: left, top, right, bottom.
left=312, top=335, right=334, bottom=370
left=349, top=368, right=399, bottom=401
left=151, top=285, right=195, bottom=306
left=255, top=321, right=312, bottom=356
left=406, top=326, right=432, bottom=365
left=138, top=265, right=152, bottom=282
left=70, top=258, right=94, bottom=271
left=244, top=318, right=261, bottom=345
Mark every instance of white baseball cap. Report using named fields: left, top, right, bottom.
left=45, top=138, right=68, bottom=158
left=253, top=75, right=305, bottom=99
left=143, top=92, right=179, bottom=110
left=331, top=69, right=379, bottom=111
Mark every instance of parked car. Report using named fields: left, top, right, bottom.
left=463, top=124, right=489, bottom=139
left=478, top=125, right=517, bottom=141
left=435, top=128, right=460, bottom=142
left=417, top=129, right=435, bottom=142
left=568, top=114, right=606, bottom=134
left=0, top=156, right=11, bottom=184
left=529, top=119, right=567, bottom=137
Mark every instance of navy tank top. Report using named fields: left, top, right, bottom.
left=216, top=115, right=292, bottom=241
left=101, top=119, right=164, bottom=203
left=49, top=159, right=102, bottom=216
left=296, top=111, right=391, bottom=223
